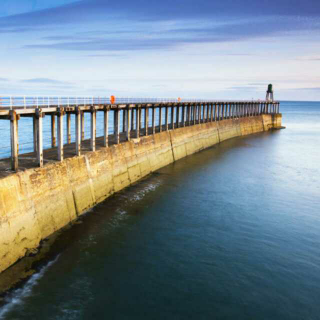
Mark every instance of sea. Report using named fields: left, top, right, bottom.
left=0, top=101, right=319, bottom=320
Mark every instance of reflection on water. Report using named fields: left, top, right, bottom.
left=0, top=101, right=320, bottom=320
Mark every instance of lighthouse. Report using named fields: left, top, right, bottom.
left=266, top=84, right=274, bottom=102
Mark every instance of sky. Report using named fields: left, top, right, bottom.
left=0, top=0, right=320, bottom=100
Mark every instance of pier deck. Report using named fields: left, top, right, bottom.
left=0, top=98, right=280, bottom=173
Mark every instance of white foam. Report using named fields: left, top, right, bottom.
left=0, top=255, right=60, bottom=319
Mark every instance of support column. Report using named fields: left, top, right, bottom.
left=176, top=105, right=180, bottom=128
left=36, top=108, right=43, bottom=167
left=198, top=104, right=201, bottom=124
left=165, top=106, right=169, bottom=131
left=75, top=108, right=81, bottom=156
left=152, top=107, right=156, bottom=134
left=182, top=105, right=185, bottom=127
left=145, top=107, right=149, bottom=136
left=57, top=109, right=64, bottom=161
left=115, top=109, right=120, bottom=144
left=159, top=106, right=163, bottom=132
left=122, top=109, right=126, bottom=133
left=210, top=104, right=213, bottom=122
left=139, top=108, right=142, bottom=132
left=126, top=106, right=131, bottom=141
left=103, top=108, right=109, bottom=147
left=187, top=105, right=191, bottom=125
left=51, top=114, right=56, bottom=147
left=81, top=112, right=85, bottom=141
left=206, top=103, right=210, bottom=122
left=10, top=111, right=18, bottom=171
left=67, top=113, right=71, bottom=144
left=131, top=108, right=135, bottom=131
left=33, top=116, right=38, bottom=153
left=201, top=104, right=205, bottom=123
left=193, top=105, right=196, bottom=125
left=171, top=106, right=175, bottom=129
left=136, top=107, right=140, bottom=138
left=90, top=107, right=96, bottom=152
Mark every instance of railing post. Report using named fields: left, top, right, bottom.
left=90, top=106, right=96, bottom=151
left=103, top=107, right=109, bottom=147
left=10, top=111, right=19, bottom=171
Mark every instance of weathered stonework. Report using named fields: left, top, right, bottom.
left=0, top=114, right=282, bottom=273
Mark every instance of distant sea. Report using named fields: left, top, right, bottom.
left=0, top=101, right=320, bottom=320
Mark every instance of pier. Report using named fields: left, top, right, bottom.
left=0, top=97, right=280, bottom=173
left=0, top=92, right=282, bottom=274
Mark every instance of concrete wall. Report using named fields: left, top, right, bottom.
left=0, top=114, right=282, bottom=273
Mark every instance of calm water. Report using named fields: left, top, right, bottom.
left=0, top=101, right=320, bottom=319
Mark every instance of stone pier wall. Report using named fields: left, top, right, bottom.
left=0, top=114, right=282, bottom=273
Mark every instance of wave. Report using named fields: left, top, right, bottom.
left=0, top=255, right=60, bottom=320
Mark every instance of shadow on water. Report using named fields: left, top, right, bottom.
left=0, top=130, right=280, bottom=303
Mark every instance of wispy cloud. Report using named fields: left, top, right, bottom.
left=21, top=78, right=70, bottom=84
left=22, top=16, right=320, bottom=53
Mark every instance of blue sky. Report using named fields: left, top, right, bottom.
left=0, top=0, right=319, bottom=100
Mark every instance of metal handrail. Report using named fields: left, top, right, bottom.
left=0, top=96, right=272, bottom=109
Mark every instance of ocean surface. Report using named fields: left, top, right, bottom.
left=0, top=101, right=319, bottom=320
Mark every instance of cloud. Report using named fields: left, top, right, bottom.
left=21, top=78, right=70, bottom=84
left=228, top=86, right=263, bottom=91
left=295, top=87, right=320, bottom=91
left=0, top=77, right=9, bottom=82
left=294, top=57, right=320, bottom=61
left=0, top=0, right=319, bottom=31
left=22, top=16, right=320, bottom=53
